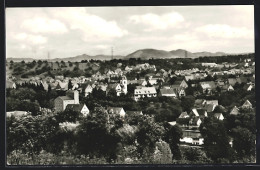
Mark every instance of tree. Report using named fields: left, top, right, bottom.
left=181, top=95, right=195, bottom=112
left=180, top=147, right=212, bottom=163
left=55, top=108, right=80, bottom=123
left=163, top=123, right=183, bottom=160
left=231, top=126, right=255, bottom=160
left=68, top=80, right=73, bottom=90
left=136, top=115, right=164, bottom=157
left=200, top=117, right=234, bottom=163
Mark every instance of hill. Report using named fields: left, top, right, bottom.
left=125, top=49, right=178, bottom=59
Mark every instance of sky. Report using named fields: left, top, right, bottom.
left=6, top=5, right=254, bottom=59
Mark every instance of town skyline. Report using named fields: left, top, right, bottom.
left=6, top=5, right=254, bottom=59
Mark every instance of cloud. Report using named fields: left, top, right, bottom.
left=52, top=8, right=128, bottom=41
left=195, top=24, right=253, bottom=39
left=13, top=33, right=47, bottom=45
left=129, top=12, right=184, bottom=31
left=21, top=17, right=68, bottom=34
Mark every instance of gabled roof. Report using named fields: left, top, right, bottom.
left=197, top=108, right=207, bottom=116
left=160, top=88, right=175, bottom=95
left=80, top=83, right=93, bottom=89
left=242, top=100, right=252, bottom=107
left=57, top=96, right=73, bottom=101
left=204, top=104, right=216, bottom=112
left=168, top=121, right=177, bottom=126
left=214, top=113, right=224, bottom=119
left=178, top=112, right=189, bottom=118
left=190, top=109, right=199, bottom=117
left=230, top=106, right=240, bottom=115
left=107, top=107, right=124, bottom=114
left=189, top=117, right=201, bottom=125
left=195, top=99, right=206, bottom=107
left=135, top=87, right=157, bottom=94
left=107, top=83, right=120, bottom=89
left=66, top=104, right=86, bottom=112
left=126, top=111, right=143, bottom=116
left=206, top=100, right=218, bottom=106
left=200, top=81, right=216, bottom=89
left=243, top=84, right=253, bottom=90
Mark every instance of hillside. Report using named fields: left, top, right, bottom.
left=6, top=48, right=240, bottom=62
left=125, top=49, right=178, bottom=59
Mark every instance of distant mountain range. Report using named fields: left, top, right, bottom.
left=6, top=48, right=251, bottom=62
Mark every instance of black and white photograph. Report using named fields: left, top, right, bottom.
left=5, top=5, right=256, bottom=165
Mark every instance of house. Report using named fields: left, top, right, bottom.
left=168, top=121, right=177, bottom=126
left=6, top=80, right=16, bottom=89
left=241, top=100, right=253, bottom=109
left=194, top=99, right=206, bottom=108
left=243, top=84, right=254, bottom=91
left=205, top=100, right=218, bottom=106
left=199, top=81, right=216, bottom=94
left=107, top=76, right=127, bottom=96
left=189, top=117, right=202, bottom=127
left=66, top=104, right=89, bottom=117
left=126, top=111, right=143, bottom=115
left=171, top=80, right=188, bottom=90
left=134, top=86, right=157, bottom=101
left=59, top=121, right=80, bottom=131
left=190, top=108, right=207, bottom=118
left=202, top=63, right=217, bottom=67
left=213, top=113, right=224, bottom=120
left=221, top=85, right=234, bottom=92
left=204, top=104, right=217, bottom=113
left=80, top=83, right=94, bottom=97
left=159, top=88, right=177, bottom=98
left=178, top=112, right=190, bottom=119
left=54, top=90, right=80, bottom=112
left=180, top=129, right=204, bottom=145
left=41, top=81, right=49, bottom=91
left=230, top=106, right=240, bottom=115
left=56, top=82, right=68, bottom=91
left=107, top=107, right=126, bottom=118
left=6, top=111, right=29, bottom=118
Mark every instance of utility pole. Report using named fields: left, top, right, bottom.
left=111, top=47, right=114, bottom=60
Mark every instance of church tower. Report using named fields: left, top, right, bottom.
left=120, top=76, right=127, bottom=94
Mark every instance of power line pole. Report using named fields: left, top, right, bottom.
left=111, top=47, right=114, bottom=60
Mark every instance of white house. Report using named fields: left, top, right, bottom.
left=66, top=104, right=90, bottom=117
left=214, top=113, right=224, bottom=120
left=134, top=86, right=157, bottom=101
left=107, top=107, right=126, bottom=118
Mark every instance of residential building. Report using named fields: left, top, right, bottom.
left=134, top=86, right=157, bottom=101
left=54, top=90, right=80, bottom=112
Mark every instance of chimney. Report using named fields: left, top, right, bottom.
left=74, top=90, right=79, bottom=104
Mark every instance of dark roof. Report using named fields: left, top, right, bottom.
left=66, top=104, right=85, bottom=112
left=126, top=111, right=143, bottom=116
left=160, top=88, right=175, bottom=95
left=195, top=99, right=205, bottom=106
left=189, top=117, right=201, bottom=125
left=204, top=104, right=215, bottom=112
left=57, top=96, right=73, bottom=100
left=176, top=118, right=190, bottom=125
left=197, top=109, right=207, bottom=116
